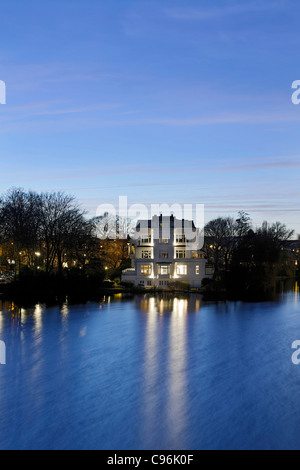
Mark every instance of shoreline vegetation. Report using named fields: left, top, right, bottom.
left=0, top=188, right=299, bottom=305
left=0, top=273, right=296, bottom=307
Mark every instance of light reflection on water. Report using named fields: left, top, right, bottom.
left=34, top=304, right=43, bottom=336
left=140, top=296, right=197, bottom=447
left=295, top=281, right=299, bottom=305
left=0, top=292, right=300, bottom=450
left=61, top=302, right=69, bottom=318
left=168, top=300, right=188, bottom=441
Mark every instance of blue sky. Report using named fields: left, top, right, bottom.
left=0, top=0, right=300, bottom=232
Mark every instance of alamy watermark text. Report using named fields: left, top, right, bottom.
left=0, top=80, right=6, bottom=105
left=95, top=197, right=204, bottom=248
left=0, top=341, right=6, bottom=365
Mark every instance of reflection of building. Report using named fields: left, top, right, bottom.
left=122, top=215, right=212, bottom=289
left=137, top=294, right=201, bottom=315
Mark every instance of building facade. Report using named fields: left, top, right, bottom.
left=122, top=215, right=212, bottom=289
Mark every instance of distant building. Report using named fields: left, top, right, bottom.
left=122, top=215, right=212, bottom=289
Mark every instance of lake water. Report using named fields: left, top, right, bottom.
left=1, top=288, right=300, bottom=450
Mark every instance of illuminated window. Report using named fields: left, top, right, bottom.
left=192, top=252, right=204, bottom=259
left=141, top=265, right=151, bottom=275
left=176, top=249, right=186, bottom=259
left=160, top=265, right=170, bottom=275
left=196, top=266, right=200, bottom=275
left=177, top=265, right=187, bottom=275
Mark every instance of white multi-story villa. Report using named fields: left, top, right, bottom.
left=122, top=215, right=211, bottom=289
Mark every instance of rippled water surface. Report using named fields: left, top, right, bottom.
left=1, top=290, right=300, bottom=450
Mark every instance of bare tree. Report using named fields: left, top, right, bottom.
left=205, top=212, right=252, bottom=277
left=38, top=192, right=91, bottom=275
left=257, top=221, right=294, bottom=243
left=0, top=189, right=41, bottom=268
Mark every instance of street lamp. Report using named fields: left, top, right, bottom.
left=35, top=252, right=41, bottom=272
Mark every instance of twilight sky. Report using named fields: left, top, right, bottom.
left=0, top=0, right=300, bottom=232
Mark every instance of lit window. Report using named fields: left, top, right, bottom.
left=141, top=265, right=151, bottom=275
left=196, top=266, right=200, bottom=275
left=176, top=250, right=186, bottom=259
left=192, top=252, right=204, bottom=259
left=177, top=265, right=187, bottom=275
left=160, top=265, right=170, bottom=275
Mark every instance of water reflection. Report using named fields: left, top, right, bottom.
left=34, top=303, right=44, bottom=336
left=295, top=281, right=299, bottom=305
left=167, top=300, right=188, bottom=442
left=143, top=297, right=159, bottom=440
left=0, top=290, right=300, bottom=449
left=138, top=294, right=201, bottom=316
left=61, top=301, right=69, bottom=318
left=140, top=295, right=197, bottom=446
left=0, top=301, right=16, bottom=334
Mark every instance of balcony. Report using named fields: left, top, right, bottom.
left=157, top=274, right=171, bottom=280
left=122, top=269, right=136, bottom=276
left=137, top=239, right=152, bottom=246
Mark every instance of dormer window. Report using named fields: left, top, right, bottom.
left=176, top=234, right=186, bottom=244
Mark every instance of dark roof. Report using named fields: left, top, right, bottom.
left=136, top=214, right=196, bottom=231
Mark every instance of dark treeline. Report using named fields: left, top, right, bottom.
left=0, top=188, right=130, bottom=301
left=0, top=190, right=298, bottom=302
left=204, top=211, right=298, bottom=300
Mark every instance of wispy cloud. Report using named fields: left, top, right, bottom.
left=166, top=1, right=282, bottom=21
left=0, top=107, right=299, bottom=135
left=1, top=156, right=299, bottom=183
left=145, top=156, right=300, bottom=174
left=1, top=61, right=146, bottom=103
left=140, top=113, right=300, bottom=126
left=0, top=102, right=122, bottom=119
